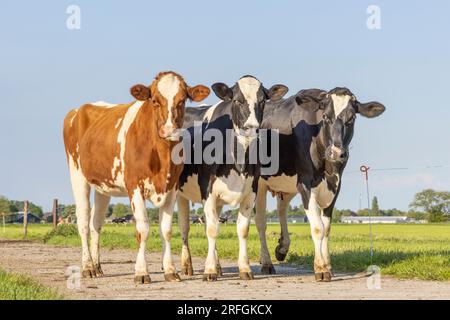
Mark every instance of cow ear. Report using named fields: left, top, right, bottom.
left=266, top=84, right=289, bottom=101
left=356, top=101, right=385, bottom=118
left=130, top=84, right=151, bottom=101
left=212, top=83, right=233, bottom=101
left=295, top=95, right=321, bottom=112
left=187, top=85, right=210, bottom=102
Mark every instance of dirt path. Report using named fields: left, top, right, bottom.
left=1, top=239, right=449, bottom=300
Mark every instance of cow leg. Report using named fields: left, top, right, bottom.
left=69, top=161, right=94, bottom=278
left=177, top=196, right=193, bottom=276
left=237, top=192, right=256, bottom=280
left=203, top=195, right=219, bottom=282
left=319, top=211, right=332, bottom=279
left=159, top=189, right=180, bottom=282
left=305, top=194, right=331, bottom=282
left=275, top=193, right=296, bottom=262
left=89, top=191, right=110, bottom=277
left=255, top=180, right=275, bottom=274
left=215, top=204, right=223, bottom=276
left=130, top=188, right=151, bottom=284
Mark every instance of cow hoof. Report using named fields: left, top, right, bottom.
left=217, top=265, right=223, bottom=277
left=315, top=272, right=332, bottom=282
left=202, top=273, right=218, bottom=282
left=261, top=264, right=276, bottom=275
left=134, top=275, right=151, bottom=284
left=181, top=266, right=194, bottom=276
left=93, top=265, right=104, bottom=277
left=275, top=245, right=287, bottom=262
left=239, top=272, right=254, bottom=280
left=82, top=268, right=95, bottom=278
left=164, top=273, right=181, bottom=282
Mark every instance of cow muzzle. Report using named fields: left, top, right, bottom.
left=325, top=145, right=348, bottom=162
left=159, top=126, right=181, bottom=141
left=241, top=126, right=258, bottom=138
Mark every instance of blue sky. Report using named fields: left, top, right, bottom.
left=1, top=0, right=449, bottom=212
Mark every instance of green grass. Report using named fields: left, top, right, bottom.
left=0, top=268, right=63, bottom=300
left=2, top=223, right=449, bottom=281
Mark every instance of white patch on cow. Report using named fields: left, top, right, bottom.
left=111, top=101, right=144, bottom=188
left=67, top=154, right=92, bottom=268
left=237, top=77, right=261, bottom=129
left=179, top=174, right=202, bottom=203
left=234, top=130, right=254, bottom=152
left=312, top=175, right=339, bottom=209
left=115, top=118, right=123, bottom=129
left=265, top=174, right=298, bottom=194
left=91, top=101, right=117, bottom=108
left=236, top=192, right=255, bottom=273
left=157, top=74, right=181, bottom=132
left=212, top=170, right=254, bottom=207
left=203, top=195, right=220, bottom=273
left=143, top=178, right=168, bottom=208
left=75, top=143, right=79, bottom=160
left=70, top=109, right=78, bottom=127
left=203, top=101, right=222, bottom=124
left=94, top=156, right=127, bottom=197
left=94, top=184, right=127, bottom=197
left=131, top=187, right=150, bottom=276
left=158, top=189, right=177, bottom=274
left=330, top=94, right=351, bottom=118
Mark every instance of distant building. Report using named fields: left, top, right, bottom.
left=287, top=215, right=307, bottom=223
left=7, top=212, right=41, bottom=224
left=267, top=215, right=307, bottom=224
left=341, top=216, right=415, bottom=224
left=42, top=212, right=54, bottom=223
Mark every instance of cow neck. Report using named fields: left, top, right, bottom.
left=138, top=101, right=175, bottom=189
left=232, top=135, right=245, bottom=175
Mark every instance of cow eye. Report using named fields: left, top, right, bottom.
left=346, top=115, right=356, bottom=124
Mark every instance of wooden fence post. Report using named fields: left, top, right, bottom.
left=52, top=199, right=58, bottom=228
left=23, top=200, right=29, bottom=238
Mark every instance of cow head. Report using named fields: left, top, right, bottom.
left=212, top=75, right=288, bottom=138
left=295, top=87, right=385, bottom=163
left=130, top=71, right=210, bottom=141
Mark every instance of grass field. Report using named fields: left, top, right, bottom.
left=1, top=223, right=449, bottom=281
left=0, top=268, right=63, bottom=300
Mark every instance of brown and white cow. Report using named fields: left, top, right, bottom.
left=63, top=71, right=209, bottom=283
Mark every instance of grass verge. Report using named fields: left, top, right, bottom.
left=0, top=268, right=63, bottom=300
left=1, top=223, right=449, bottom=281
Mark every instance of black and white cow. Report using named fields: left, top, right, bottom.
left=176, top=75, right=288, bottom=281
left=255, top=87, right=385, bottom=281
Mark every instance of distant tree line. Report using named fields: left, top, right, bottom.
left=1, top=188, right=448, bottom=224
left=332, top=189, right=449, bottom=223
left=0, top=196, right=43, bottom=218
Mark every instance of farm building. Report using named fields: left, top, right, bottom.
left=42, top=213, right=54, bottom=223
left=267, top=215, right=308, bottom=224
left=341, top=216, right=416, bottom=224
left=6, top=212, right=42, bottom=224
